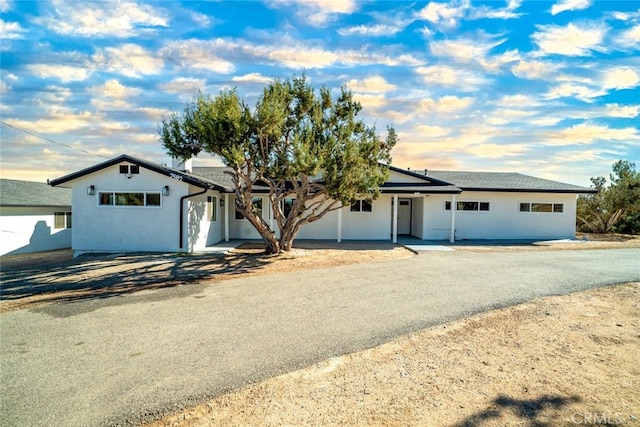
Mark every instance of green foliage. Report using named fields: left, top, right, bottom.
left=577, top=160, right=640, bottom=235
left=158, top=74, right=397, bottom=252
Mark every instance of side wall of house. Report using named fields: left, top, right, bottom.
left=0, top=206, right=72, bottom=255
left=187, top=191, right=223, bottom=251
left=422, top=192, right=578, bottom=240
left=69, top=163, right=189, bottom=253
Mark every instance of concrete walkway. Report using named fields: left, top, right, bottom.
left=1, top=248, right=638, bottom=426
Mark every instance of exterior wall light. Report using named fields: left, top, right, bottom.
left=162, top=185, right=170, bottom=196
left=87, top=185, right=95, bottom=195
left=220, top=198, right=225, bottom=206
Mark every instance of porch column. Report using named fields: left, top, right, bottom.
left=449, top=194, right=456, bottom=243
left=337, top=204, right=342, bottom=243
left=224, top=193, right=230, bottom=242
left=392, top=194, right=398, bottom=243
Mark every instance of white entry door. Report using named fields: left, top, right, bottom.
left=397, top=198, right=411, bottom=235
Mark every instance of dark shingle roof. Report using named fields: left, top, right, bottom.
left=411, top=170, right=596, bottom=193
left=1, top=179, right=71, bottom=207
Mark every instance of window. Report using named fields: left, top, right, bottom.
left=282, top=198, right=295, bottom=217
left=98, top=192, right=162, bottom=207
left=236, top=197, right=263, bottom=219
left=207, top=196, right=217, bottom=221
left=445, top=201, right=490, bottom=211
left=519, top=202, right=564, bottom=213
left=54, top=212, right=72, bottom=229
left=350, top=200, right=372, bottom=212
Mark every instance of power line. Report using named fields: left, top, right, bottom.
left=1, top=121, right=108, bottom=159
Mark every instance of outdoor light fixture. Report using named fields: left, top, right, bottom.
left=87, top=185, right=95, bottom=195
left=162, top=185, right=170, bottom=196
left=220, top=198, right=225, bottom=206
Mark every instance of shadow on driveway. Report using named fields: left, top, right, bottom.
left=0, top=250, right=271, bottom=311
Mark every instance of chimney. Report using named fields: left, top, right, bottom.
left=424, top=169, right=428, bottom=176
left=171, top=157, right=193, bottom=173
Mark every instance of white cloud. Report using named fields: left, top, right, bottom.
left=532, top=22, right=607, bottom=56
left=618, top=24, right=640, bottom=48
left=419, top=95, right=475, bottom=113
left=93, top=44, right=164, bottom=77
left=353, top=93, right=388, bottom=109
left=469, top=0, right=523, bottom=20
left=0, top=19, right=26, bottom=39
left=544, top=82, right=604, bottom=102
left=430, top=36, right=506, bottom=64
left=0, top=0, right=11, bottom=12
left=338, top=24, right=404, bottom=37
left=268, top=0, right=357, bottom=27
left=416, top=124, right=450, bottom=138
left=159, top=77, right=206, bottom=99
left=467, top=143, right=530, bottom=158
left=511, top=59, right=561, bottom=79
left=416, top=1, right=469, bottom=29
left=26, top=64, right=91, bottom=82
left=89, top=79, right=141, bottom=100
left=550, top=0, right=592, bottom=16
left=601, top=67, right=640, bottom=90
left=5, top=109, right=94, bottom=133
left=33, top=0, right=167, bottom=38
left=232, top=73, right=272, bottom=84
left=346, top=76, right=397, bottom=93
left=494, top=94, right=541, bottom=108
left=416, top=65, right=488, bottom=91
left=604, top=104, right=639, bottom=119
left=161, top=39, right=234, bottom=73
left=544, top=122, right=640, bottom=145
left=188, top=10, right=211, bottom=27
left=530, top=117, right=563, bottom=127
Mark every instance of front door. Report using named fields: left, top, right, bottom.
left=397, top=198, right=411, bottom=235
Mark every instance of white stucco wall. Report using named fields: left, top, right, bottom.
left=66, top=163, right=189, bottom=253
left=422, top=192, right=578, bottom=240
left=187, top=191, right=223, bottom=251
left=296, top=196, right=391, bottom=240
left=0, top=206, right=72, bottom=255
left=411, top=196, right=424, bottom=238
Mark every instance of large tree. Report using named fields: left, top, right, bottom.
left=159, top=75, right=397, bottom=253
left=577, top=160, right=640, bottom=234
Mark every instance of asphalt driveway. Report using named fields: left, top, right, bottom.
left=1, top=248, right=639, bottom=426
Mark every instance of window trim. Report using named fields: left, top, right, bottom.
left=445, top=200, right=491, bottom=212
left=350, top=200, right=372, bottom=213
left=519, top=201, right=565, bottom=214
left=97, top=191, right=163, bottom=208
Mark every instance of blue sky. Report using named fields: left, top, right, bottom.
left=1, top=0, right=639, bottom=186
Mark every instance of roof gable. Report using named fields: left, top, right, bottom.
left=1, top=179, right=71, bottom=207
left=49, top=155, right=231, bottom=192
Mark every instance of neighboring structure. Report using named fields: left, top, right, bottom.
left=49, top=154, right=595, bottom=255
left=0, top=179, right=72, bottom=255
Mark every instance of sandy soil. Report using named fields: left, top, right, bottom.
left=146, top=282, right=640, bottom=427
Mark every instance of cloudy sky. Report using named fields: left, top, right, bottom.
left=1, top=0, right=639, bottom=186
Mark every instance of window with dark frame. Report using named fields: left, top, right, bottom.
left=519, top=202, right=564, bottom=213
left=445, top=201, right=490, bottom=211
left=98, top=192, right=162, bottom=207
left=350, top=200, right=372, bottom=212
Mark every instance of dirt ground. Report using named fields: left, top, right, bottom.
left=146, top=282, right=639, bottom=427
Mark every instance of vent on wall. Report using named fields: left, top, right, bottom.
left=119, top=165, right=140, bottom=175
